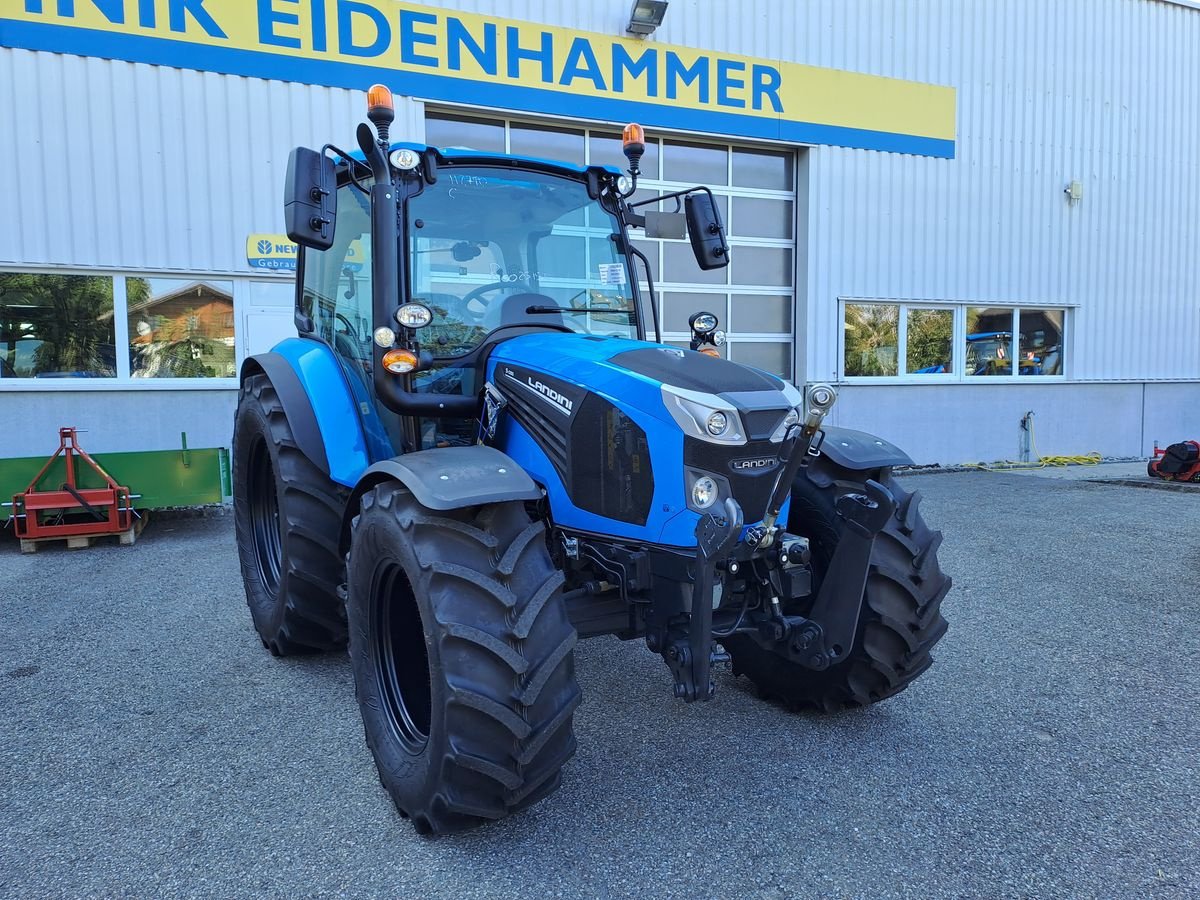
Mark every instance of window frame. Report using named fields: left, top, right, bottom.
left=838, top=298, right=1071, bottom=384
left=0, top=267, right=292, bottom=392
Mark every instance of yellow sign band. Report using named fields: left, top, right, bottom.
left=3, top=1, right=956, bottom=157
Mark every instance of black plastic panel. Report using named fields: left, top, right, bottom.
left=609, top=346, right=782, bottom=394
left=570, top=395, right=654, bottom=526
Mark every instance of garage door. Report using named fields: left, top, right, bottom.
left=425, top=112, right=797, bottom=379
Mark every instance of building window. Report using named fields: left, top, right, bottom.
left=0, top=273, right=117, bottom=379
left=127, top=278, right=236, bottom=378
left=1, top=270, right=244, bottom=385
left=842, top=300, right=1067, bottom=380
left=843, top=302, right=899, bottom=376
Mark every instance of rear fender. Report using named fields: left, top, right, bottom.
left=239, top=338, right=371, bottom=488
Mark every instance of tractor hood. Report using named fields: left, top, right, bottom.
left=485, top=333, right=804, bottom=547
left=487, top=332, right=802, bottom=433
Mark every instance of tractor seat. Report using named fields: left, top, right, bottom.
left=497, top=292, right=564, bottom=330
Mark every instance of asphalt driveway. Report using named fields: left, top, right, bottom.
left=1, top=470, right=1197, bottom=898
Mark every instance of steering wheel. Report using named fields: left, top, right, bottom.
left=459, top=280, right=526, bottom=320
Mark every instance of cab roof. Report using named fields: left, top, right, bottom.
left=346, top=141, right=623, bottom=178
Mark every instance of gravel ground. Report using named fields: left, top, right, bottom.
left=1, top=472, right=1197, bottom=899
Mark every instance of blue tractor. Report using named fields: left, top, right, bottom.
left=233, top=86, right=950, bottom=834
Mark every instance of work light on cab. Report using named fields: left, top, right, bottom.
left=390, top=148, right=420, bottom=171
left=396, top=303, right=433, bottom=328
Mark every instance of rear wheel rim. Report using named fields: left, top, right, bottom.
left=371, top=562, right=432, bottom=754
left=248, top=439, right=283, bottom=595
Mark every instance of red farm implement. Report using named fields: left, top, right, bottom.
left=8, top=427, right=138, bottom=551
left=1147, top=440, right=1200, bottom=483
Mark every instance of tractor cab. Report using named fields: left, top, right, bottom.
left=285, top=90, right=727, bottom=459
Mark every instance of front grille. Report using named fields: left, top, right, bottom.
left=684, top=436, right=782, bottom=523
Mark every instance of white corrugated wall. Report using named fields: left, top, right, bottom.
left=0, top=49, right=425, bottom=274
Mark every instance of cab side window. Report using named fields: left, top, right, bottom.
left=302, top=181, right=374, bottom=375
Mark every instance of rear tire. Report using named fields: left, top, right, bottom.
left=725, top=469, right=950, bottom=712
left=233, top=373, right=348, bottom=654
left=346, top=484, right=580, bottom=834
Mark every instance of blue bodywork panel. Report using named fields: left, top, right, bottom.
left=487, top=333, right=790, bottom=549
left=263, top=332, right=791, bottom=549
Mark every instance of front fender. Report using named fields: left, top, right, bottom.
left=817, top=426, right=913, bottom=472
left=341, top=446, right=542, bottom=552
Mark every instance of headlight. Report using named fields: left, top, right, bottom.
left=396, top=303, right=433, bottom=328
left=769, top=407, right=801, bottom=442
left=372, top=326, right=396, bottom=348
left=661, top=384, right=746, bottom=445
left=691, top=475, right=718, bottom=509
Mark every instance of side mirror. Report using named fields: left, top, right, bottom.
left=685, top=192, right=730, bottom=270
left=284, top=147, right=336, bottom=251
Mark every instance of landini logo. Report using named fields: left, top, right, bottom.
left=731, top=456, right=779, bottom=473
left=504, top=367, right=574, bottom=415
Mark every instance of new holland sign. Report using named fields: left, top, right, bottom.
left=3, top=1, right=957, bottom=158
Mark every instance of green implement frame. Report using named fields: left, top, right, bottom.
left=1, top=438, right=230, bottom=522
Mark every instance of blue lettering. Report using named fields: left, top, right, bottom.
left=399, top=9, right=438, bottom=67
left=309, top=0, right=326, bottom=52
left=611, top=44, right=657, bottom=97
left=169, top=0, right=228, bottom=37
left=447, top=18, right=496, bottom=75
left=43, top=0, right=125, bottom=22
left=716, top=59, right=745, bottom=108
left=559, top=38, right=605, bottom=90
left=138, top=0, right=155, bottom=27
left=337, top=0, right=389, bottom=58
left=665, top=52, right=708, bottom=103
left=257, top=0, right=301, bottom=50
left=752, top=64, right=783, bottom=112
left=505, top=26, right=553, bottom=83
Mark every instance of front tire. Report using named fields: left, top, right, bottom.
left=725, top=469, right=950, bottom=712
left=346, top=485, right=580, bottom=834
left=232, top=374, right=348, bottom=654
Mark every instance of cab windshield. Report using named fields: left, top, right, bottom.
left=407, top=167, right=637, bottom=357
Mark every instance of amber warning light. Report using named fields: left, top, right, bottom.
left=367, top=83, right=395, bottom=142
left=367, top=83, right=394, bottom=116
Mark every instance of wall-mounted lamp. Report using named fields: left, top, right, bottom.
left=1064, top=180, right=1083, bottom=203
left=626, top=0, right=668, bottom=37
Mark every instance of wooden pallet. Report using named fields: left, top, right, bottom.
left=18, top=514, right=147, bottom=554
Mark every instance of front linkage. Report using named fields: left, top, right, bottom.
left=653, top=384, right=898, bottom=703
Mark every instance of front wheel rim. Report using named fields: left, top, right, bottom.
left=371, top=562, right=432, bottom=754
left=247, top=439, right=283, bottom=595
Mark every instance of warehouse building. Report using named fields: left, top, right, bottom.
left=1, top=0, right=1197, bottom=481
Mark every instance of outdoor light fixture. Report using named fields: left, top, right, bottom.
left=626, top=0, right=668, bottom=36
